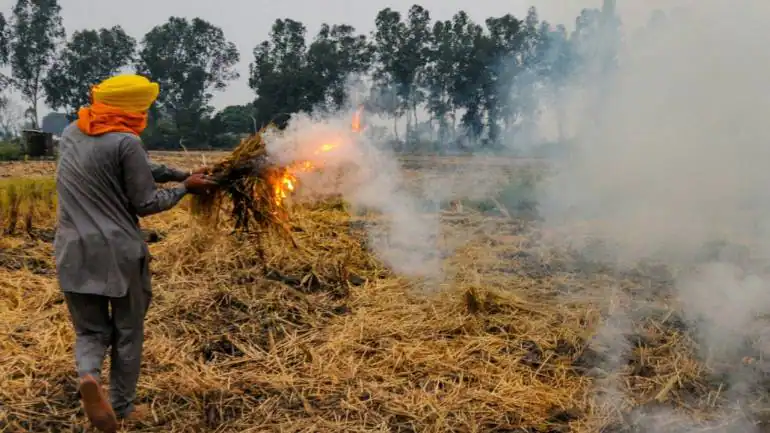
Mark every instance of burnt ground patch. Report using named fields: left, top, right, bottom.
left=0, top=246, right=52, bottom=275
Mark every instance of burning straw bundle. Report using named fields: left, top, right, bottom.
left=190, top=126, right=297, bottom=246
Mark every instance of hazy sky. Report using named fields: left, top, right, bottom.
left=0, top=0, right=686, bottom=116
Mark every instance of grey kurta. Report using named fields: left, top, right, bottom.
left=55, top=122, right=191, bottom=418
left=54, top=122, right=188, bottom=297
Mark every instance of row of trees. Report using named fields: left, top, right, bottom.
left=0, top=0, right=241, bottom=148
left=0, top=0, right=636, bottom=152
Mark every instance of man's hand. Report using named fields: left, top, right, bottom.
left=189, top=165, right=210, bottom=176
left=183, top=173, right=218, bottom=195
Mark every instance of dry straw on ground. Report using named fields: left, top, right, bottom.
left=0, top=152, right=767, bottom=432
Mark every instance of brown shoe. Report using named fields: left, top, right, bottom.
left=119, top=404, right=150, bottom=427
left=78, top=375, right=118, bottom=433
left=122, top=404, right=149, bottom=421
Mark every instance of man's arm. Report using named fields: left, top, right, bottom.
left=148, top=160, right=189, bottom=184
left=120, top=137, right=188, bottom=217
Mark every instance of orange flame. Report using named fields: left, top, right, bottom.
left=273, top=170, right=297, bottom=206
left=352, top=105, right=363, bottom=132
left=315, top=143, right=337, bottom=155
left=270, top=108, right=364, bottom=207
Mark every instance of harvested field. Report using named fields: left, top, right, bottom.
left=0, top=160, right=58, bottom=179
left=1, top=154, right=769, bottom=432
left=0, top=153, right=545, bottom=179
left=0, top=153, right=219, bottom=179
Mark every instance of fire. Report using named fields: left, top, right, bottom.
left=270, top=108, right=364, bottom=207
left=315, top=143, right=337, bottom=155
left=273, top=170, right=297, bottom=206
left=351, top=105, right=363, bottom=132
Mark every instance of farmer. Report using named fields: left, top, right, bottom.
left=54, top=74, right=216, bottom=432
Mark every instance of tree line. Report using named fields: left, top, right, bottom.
left=0, top=0, right=642, bottom=153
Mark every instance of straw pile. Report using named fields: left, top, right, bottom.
left=1, top=157, right=769, bottom=432
left=191, top=126, right=293, bottom=235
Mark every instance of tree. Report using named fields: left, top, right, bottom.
left=0, top=13, right=11, bottom=89
left=211, top=104, right=257, bottom=135
left=303, top=26, right=339, bottom=110
left=137, top=17, right=239, bottom=144
left=424, top=19, right=457, bottom=143
left=371, top=8, right=406, bottom=138
left=43, top=26, right=136, bottom=117
left=482, top=13, right=525, bottom=144
left=532, top=22, right=572, bottom=141
left=401, top=5, right=432, bottom=138
left=371, top=6, right=431, bottom=142
left=571, top=0, right=621, bottom=79
left=249, top=18, right=310, bottom=128
left=305, top=24, right=372, bottom=111
left=448, top=11, right=486, bottom=142
left=569, top=0, right=621, bottom=129
left=0, top=96, right=23, bottom=138
left=9, top=0, right=65, bottom=129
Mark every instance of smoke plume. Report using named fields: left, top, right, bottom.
left=259, top=1, right=770, bottom=427
left=533, top=0, right=770, bottom=430
left=263, top=109, right=444, bottom=279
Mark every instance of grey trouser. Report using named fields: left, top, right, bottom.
left=63, top=280, right=151, bottom=418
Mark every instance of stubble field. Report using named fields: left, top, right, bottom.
left=0, top=152, right=767, bottom=432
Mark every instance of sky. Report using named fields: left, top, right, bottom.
left=0, top=0, right=688, bottom=118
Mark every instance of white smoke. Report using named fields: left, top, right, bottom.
left=533, top=0, right=770, bottom=431
left=263, top=109, right=443, bottom=279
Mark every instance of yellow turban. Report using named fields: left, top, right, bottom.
left=90, top=74, right=160, bottom=113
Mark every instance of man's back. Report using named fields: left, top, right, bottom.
left=55, top=123, right=148, bottom=297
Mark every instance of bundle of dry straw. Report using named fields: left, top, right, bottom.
left=190, top=126, right=298, bottom=245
